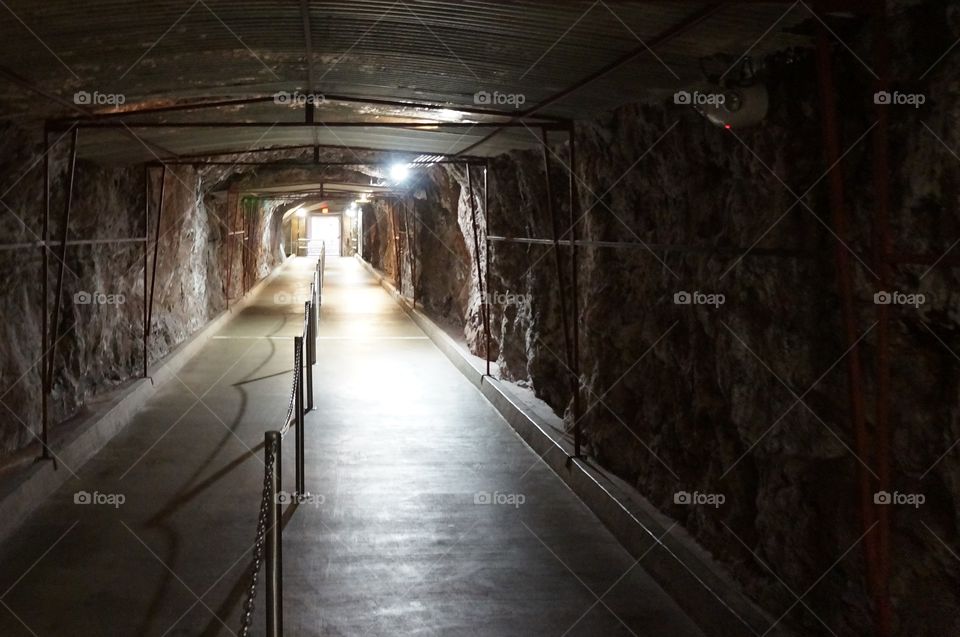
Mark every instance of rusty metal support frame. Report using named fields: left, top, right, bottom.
left=47, top=92, right=565, bottom=127
left=870, top=9, right=893, bottom=637
left=158, top=145, right=489, bottom=164
left=153, top=158, right=489, bottom=168
left=146, top=165, right=167, bottom=359
left=814, top=20, right=890, bottom=637
left=487, top=236, right=816, bottom=258
left=483, top=162, right=491, bottom=377
left=466, top=165, right=491, bottom=372
left=58, top=121, right=569, bottom=131
left=142, top=165, right=149, bottom=378
left=42, top=126, right=78, bottom=463
left=39, top=129, right=52, bottom=460
left=405, top=196, right=418, bottom=308
left=540, top=128, right=579, bottom=457
left=567, top=126, right=583, bottom=457
left=225, top=191, right=237, bottom=307
left=389, top=198, right=402, bottom=291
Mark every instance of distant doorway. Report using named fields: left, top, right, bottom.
left=309, top=214, right=341, bottom=257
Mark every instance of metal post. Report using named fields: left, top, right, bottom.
left=243, top=199, right=250, bottom=292
left=466, top=166, right=491, bottom=369
left=45, top=127, right=78, bottom=449
left=146, top=165, right=166, bottom=349
left=295, top=335, right=305, bottom=496
left=567, top=127, right=583, bottom=458
left=407, top=197, right=417, bottom=309
left=304, top=303, right=314, bottom=409
left=541, top=128, right=577, bottom=456
left=391, top=199, right=402, bottom=292
left=142, top=165, right=149, bottom=378
left=815, top=22, right=882, bottom=633
left=870, top=10, right=893, bottom=636
left=319, top=242, right=325, bottom=300
left=308, top=291, right=317, bottom=365
left=483, top=162, right=491, bottom=377
left=315, top=267, right=321, bottom=318
left=264, top=430, right=282, bottom=637
left=39, top=128, right=51, bottom=460
left=226, top=189, right=237, bottom=307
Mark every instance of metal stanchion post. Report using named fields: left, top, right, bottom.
left=265, top=431, right=282, bottom=637
left=294, top=336, right=305, bottom=496
left=304, top=305, right=315, bottom=409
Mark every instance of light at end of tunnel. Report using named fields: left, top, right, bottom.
left=390, top=163, right=410, bottom=183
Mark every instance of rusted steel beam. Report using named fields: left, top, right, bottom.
left=64, top=121, right=567, bottom=130
left=870, top=10, right=893, bottom=637
left=40, top=129, right=52, bottom=460
left=541, top=128, right=579, bottom=457
left=47, top=94, right=563, bottom=125
left=142, top=165, right=149, bottom=378
left=45, top=127, right=78, bottom=455
left=163, top=142, right=487, bottom=163
left=466, top=166, right=491, bottom=369
left=568, top=126, right=582, bottom=457
left=225, top=188, right=238, bottom=308
left=483, top=162, right=491, bottom=377
left=815, top=23, right=884, bottom=637
left=146, top=165, right=166, bottom=351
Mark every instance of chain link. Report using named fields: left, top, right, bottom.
left=238, top=439, right=276, bottom=636
left=238, top=295, right=312, bottom=634
left=279, top=344, right=301, bottom=438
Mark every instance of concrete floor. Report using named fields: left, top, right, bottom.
left=0, top=257, right=705, bottom=637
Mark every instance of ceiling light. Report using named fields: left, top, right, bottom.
left=389, top=163, right=410, bottom=183
left=437, top=108, right=462, bottom=121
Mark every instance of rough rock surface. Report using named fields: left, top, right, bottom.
left=360, top=4, right=960, bottom=634
left=0, top=126, right=287, bottom=466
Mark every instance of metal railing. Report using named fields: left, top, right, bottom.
left=239, top=251, right=325, bottom=637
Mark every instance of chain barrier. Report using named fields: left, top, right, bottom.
left=238, top=438, right=276, bottom=636
left=237, top=253, right=324, bottom=636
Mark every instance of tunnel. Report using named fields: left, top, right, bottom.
left=0, top=1, right=955, bottom=636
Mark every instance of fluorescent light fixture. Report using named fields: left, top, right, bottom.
left=389, top=163, right=410, bottom=183
left=437, top=108, right=462, bottom=121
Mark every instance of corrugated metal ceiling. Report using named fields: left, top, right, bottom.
left=0, top=1, right=815, bottom=163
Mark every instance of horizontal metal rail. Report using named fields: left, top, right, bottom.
left=486, top=235, right=815, bottom=258
left=61, top=120, right=570, bottom=131
left=0, top=237, right=148, bottom=251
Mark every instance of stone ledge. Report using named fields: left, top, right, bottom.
left=357, top=254, right=789, bottom=637
left=0, top=259, right=292, bottom=545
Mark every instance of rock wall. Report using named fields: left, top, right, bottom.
left=361, top=169, right=472, bottom=331
left=365, top=4, right=960, bottom=635
left=0, top=124, right=282, bottom=465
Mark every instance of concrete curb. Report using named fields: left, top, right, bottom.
left=0, top=260, right=291, bottom=544
left=357, top=255, right=787, bottom=637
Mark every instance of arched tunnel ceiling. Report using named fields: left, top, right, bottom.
left=0, top=1, right=829, bottom=163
